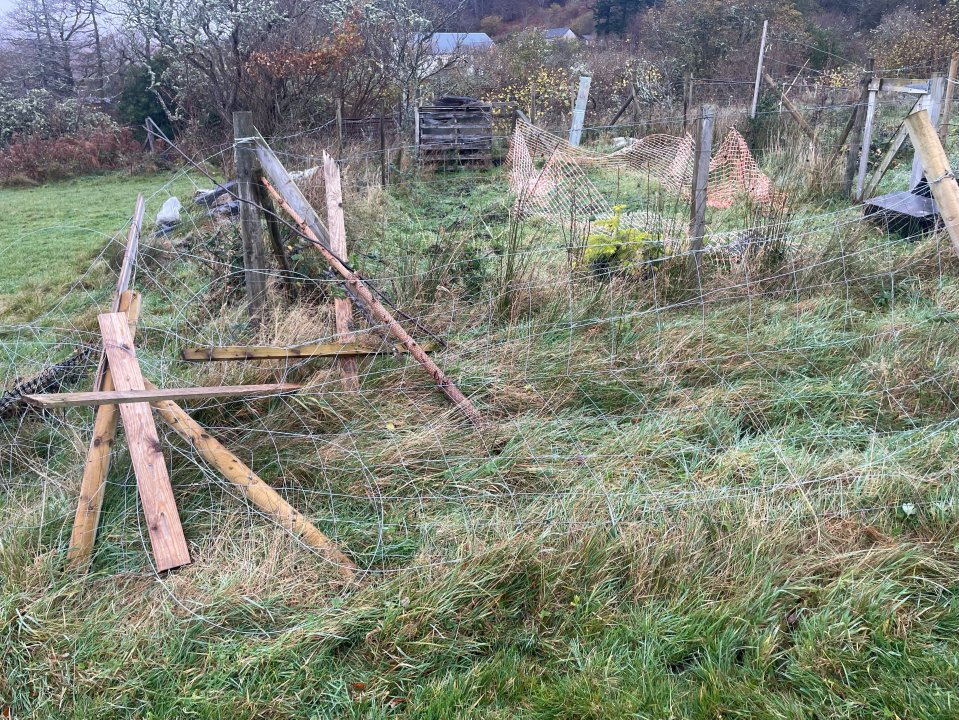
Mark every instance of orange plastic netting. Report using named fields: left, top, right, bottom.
left=507, top=120, right=784, bottom=225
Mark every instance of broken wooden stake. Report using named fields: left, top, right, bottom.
left=26, top=383, right=300, bottom=409
left=254, top=137, right=481, bottom=424
left=98, top=312, right=191, bottom=572
left=323, top=151, right=360, bottom=392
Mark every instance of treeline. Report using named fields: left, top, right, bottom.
left=0, top=0, right=955, bottom=179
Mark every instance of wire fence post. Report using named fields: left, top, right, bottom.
left=843, top=57, right=875, bottom=197
left=688, top=104, right=716, bottom=278
left=232, top=110, right=268, bottom=317
left=750, top=20, right=769, bottom=119
left=380, top=103, right=388, bottom=187
left=568, top=75, right=591, bottom=147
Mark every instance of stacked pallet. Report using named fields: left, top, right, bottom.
left=417, top=96, right=492, bottom=168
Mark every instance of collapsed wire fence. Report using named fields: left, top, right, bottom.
left=3, top=95, right=959, bottom=632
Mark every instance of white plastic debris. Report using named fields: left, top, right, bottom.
left=156, top=196, right=182, bottom=226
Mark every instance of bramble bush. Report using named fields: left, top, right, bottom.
left=0, top=128, right=142, bottom=186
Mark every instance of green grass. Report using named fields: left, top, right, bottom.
left=3, top=160, right=959, bottom=718
left=0, top=171, right=206, bottom=321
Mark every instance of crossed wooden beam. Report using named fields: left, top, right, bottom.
left=51, top=133, right=480, bottom=577
left=44, top=197, right=355, bottom=577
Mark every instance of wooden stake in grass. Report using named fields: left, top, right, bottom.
left=68, top=290, right=141, bottom=571
left=904, top=108, right=959, bottom=257
left=323, top=151, right=360, bottom=392
left=254, top=138, right=482, bottom=424
left=99, top=312, right=191, bottom=572
left=144, top=379, right=356, bottom=579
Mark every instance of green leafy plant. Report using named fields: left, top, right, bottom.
left=583, top=205, right=664, bottom=277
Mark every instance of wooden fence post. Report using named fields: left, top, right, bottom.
left=855, top=77, right=879, bottom=201
left=568, top=75, right=591, bottom=147
left=379, top=103, right=388, bottom=187
left=905, top=108, right=959, bottom=257
left=688, top=104, right=716, bottom=277
left=232, top=111, right=268, bottom=316
left=750, top=19, right=769, bottom=119
left=844, top=57, right=875, bottom=196
left=912, top=74, right=946, bottom=188
left=940, top=52, right=959, bottom=142
left=335, top=97, right=344, bottom=158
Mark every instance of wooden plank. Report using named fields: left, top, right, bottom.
left=144, top=379, right=356, bottom=578
left=25, top=383, right=301, bottom=409
left=855, top=82, right=879, bottom=200
left=67, top=290, right=141, bottom=571
left=323, top=151, right=359, bottom=392
left=844, top=59, right=875, bottom=196
left=98, top=312, right=191, bottom=572
left=905, top=109, right=959, bottom=257
left=254, top=139, right=481, bottom=423
left=181, top=340, right=434, bottom=362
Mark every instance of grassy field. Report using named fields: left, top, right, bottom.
left=3, top=152, right=959, bottom=719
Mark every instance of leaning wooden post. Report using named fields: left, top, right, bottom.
left=144, top=379, right=356, bottom=578
left=750, top=19, right=769, bottom=119
left=688, top=104, right=716, bottom=278
left=855, top=77, right=880, bottom=201
left=67, top=290, right=141, bottom=571
left=254, top=137, right=481, bottom=423
left=762, top=70, right=818, bottom=144
left=844, top=57, right=875, bottom=196
left=233, top=111, right=269, bottom=316
left=905, top=109, right=959, bottom=257
left=568, top=75, right=591, bottom=147
left=912, top=74, right=947, bottom=188
left=940, top=52, right=959, bottom=142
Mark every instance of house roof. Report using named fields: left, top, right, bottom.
left=544, top=27, right=577, bottom=39
left=428, top=33, right=494, bottom=54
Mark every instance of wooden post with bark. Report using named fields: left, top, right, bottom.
left=688, top=104, right=716, bottom=278
left=233, top=111, right=268, bottom=316
left=904, top=108, right=959, bottom=257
